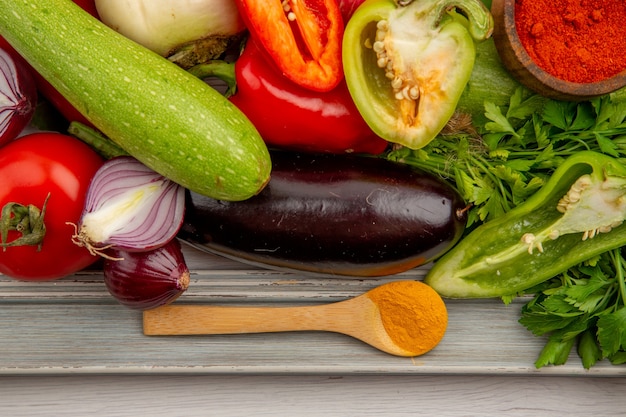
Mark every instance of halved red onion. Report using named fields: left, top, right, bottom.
left=104, top=239, right=190, bottom=310
left=0, top=48, right=37, bottom=146
left=71, top=156, right=185, bottom=257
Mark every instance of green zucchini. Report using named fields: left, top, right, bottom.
left=0, top=0, right=271, bottom=201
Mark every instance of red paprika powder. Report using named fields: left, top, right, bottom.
left=515, top=0, right=626, bottom=84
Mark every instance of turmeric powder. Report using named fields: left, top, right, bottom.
left=367, top=280, right=447, bottom=356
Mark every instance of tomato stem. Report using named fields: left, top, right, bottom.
left=0, top=193, right=49, bottom=251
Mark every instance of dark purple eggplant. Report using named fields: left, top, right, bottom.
left=178, top=152, right=468, bottom=277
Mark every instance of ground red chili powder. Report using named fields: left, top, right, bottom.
left=515, top=0, right=626, bottom=84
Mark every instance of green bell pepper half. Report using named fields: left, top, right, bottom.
left=343, top=0, right=493, bottom=149
left=425, top=151, right=626, bottom=298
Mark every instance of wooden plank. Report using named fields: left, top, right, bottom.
left=1, top=375, right=625, bottom=417
left=0, top=243, right=623, bottom=375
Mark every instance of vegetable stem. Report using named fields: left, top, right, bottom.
left=68, top=122, right=128, bottom=159
left=613, top=250, right=626, bottom=308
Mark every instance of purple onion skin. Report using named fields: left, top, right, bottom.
left=0, top=48, right=37, bottom=146
left=103, top=239, right=190, bottom=310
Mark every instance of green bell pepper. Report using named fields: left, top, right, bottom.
left=425, top=151, right=626, bottom=298
left=342, top=0, right=493, bottom=149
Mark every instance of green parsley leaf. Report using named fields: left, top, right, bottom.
left=541, top=100, right=571, bottom=130
left=484, top=102, right=518, bottom=136
left=534, top=337, right=576, bottom=368
left=569, top=102, right=595, bottom=131
left=519, top=309, right=577, bottom=336
left=597, top=307, right=626, bottom=357
left=506, top=88, right=546, bottom=121
left=564, top=272, right=610, bottom=313
left=577, top=329, right=602, bottom=369
left=608, top=350, right=626, bottom=365
left=594, top=132, right=620, bottom=157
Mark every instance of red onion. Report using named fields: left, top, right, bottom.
left=0, top=48, right=37, bottom=146
left=104, top=239, right=189, bottom=310
left=71, top=156, right=185, bottom=257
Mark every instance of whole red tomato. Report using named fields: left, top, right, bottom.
left=0, top=132, right=104, bottom=280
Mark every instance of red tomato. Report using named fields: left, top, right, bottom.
left=0, top=133, right=104, bottom=280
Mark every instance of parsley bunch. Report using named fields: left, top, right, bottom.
left=387, top=87, right=626, bottom=368
left=520, top=249, right=626, bottom=368
left=388, top=88, right=626, bottom=227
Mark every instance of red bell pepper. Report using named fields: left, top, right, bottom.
left=228, top=40, right=388, bottom=154
left=235, top=0, right=344, bottom=92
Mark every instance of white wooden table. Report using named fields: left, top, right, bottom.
left=0, top=374, right=624, bottom=416
left=0, top=243, right=624, bottom=416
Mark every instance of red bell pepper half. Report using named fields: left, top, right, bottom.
left=235, top=0, right=344, bottom=92
left=229, top=40, right=388, bottom=155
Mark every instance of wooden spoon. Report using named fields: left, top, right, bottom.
left=143, top=280, right=448, bottom=357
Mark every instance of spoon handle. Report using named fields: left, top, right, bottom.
left=143, top=302, right=360, bottom=336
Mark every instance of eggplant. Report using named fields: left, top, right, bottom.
left=178, top=152, right=468, bottom=277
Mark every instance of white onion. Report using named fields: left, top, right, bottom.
left=95, top=0, right=246, bottom=56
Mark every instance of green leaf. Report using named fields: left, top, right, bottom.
left=534, top=336, right=576, bottom=368
left=477, top=191, right=507, bottom=221
left=519, top=308, right=578, bottom=336
left=502, top=159, right=535, bottom=173
left=541, top=100, right=571, bottom=130
left=469, top=173, right=495, bottom=206
left=610, top=101, right=626, bottom=128
left=534, top=143, right=554, bottom=161
left=541, top=293, right=583, bottom=316
left=484, top=102, right=518, bottom=136
left=500, top=293, right=517, bottom=305
left=597, top=307, right=626, bottom=357
left=569, top=102, right=596, bottom=131
left=491, top=164, right=521, bottom=184
left=595, top=132, right=620, bottom=157
left=553, top=316, right=592, bottom=340
left=577, top=328, right=602, bottom=369
left=482, top=132, right=509, bottom=151
left=608, top=350, right=626, bottom=365
left=531, top=113, right=551, bottom=148
left=511, top=176, right=543, bottom=204
left=506, top=90, right=546, bottom=121
left=594, top=96, right=626, bottom=130
left=564, top=272, right=610, bottom=313
left=591, top=96, right=613, bottom=127
left=454, top=169, right=477, bottom=204
left=385, top=146, right=412, bottom=162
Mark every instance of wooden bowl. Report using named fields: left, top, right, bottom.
left=491, top=0, right=626, bottom=101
